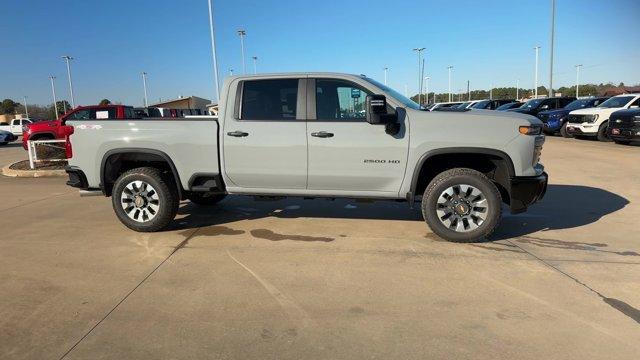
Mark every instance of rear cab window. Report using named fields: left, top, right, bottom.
left=240, top=79, right=299, bottom=120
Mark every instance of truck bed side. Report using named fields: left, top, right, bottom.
left=66, top=118, right=219, bottom=191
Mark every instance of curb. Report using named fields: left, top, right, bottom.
left=1, top=161, right=67, bottom=178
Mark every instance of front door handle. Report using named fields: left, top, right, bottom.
left=311, top=131, right=334, bottom=138
left=227, top=131, right=249, bottom=137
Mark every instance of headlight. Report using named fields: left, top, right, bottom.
left=519, top=125, right=542, bottom=135
left=585, top=114, right=599, bottom=123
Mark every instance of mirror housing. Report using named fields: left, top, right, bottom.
left=366, top=94, right=392, bottom=124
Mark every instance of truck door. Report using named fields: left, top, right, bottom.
left=11, top=119, right=28, bottom=135
left=223, top=78, right=308, bottom=189
left=306, top=78, right=409, bottom=194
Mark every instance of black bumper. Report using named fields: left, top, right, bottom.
left=609, top=128, right=640, bottom=141
left=65, top=166, right=89, bottom=189
left=509, top=172, right=548, bottom=214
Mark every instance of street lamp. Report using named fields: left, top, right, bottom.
left=49, top=76, right=58, bottom=117
left=237, top=29, right=247, bottom=74
left=424, top=76, right=430, bottom=105
left=207, top=0, right=221, bottom=101
left=549, top=0, right=556, bottom=97
left=383, top=66, right=388, bottom=85
left=533, top=46, right=540, bottom=98
left=575, top=64, right=583, bottom=98
left=23, top=96, right=29, bottom=119
left=62, top=55, right=75, bottom=108
left=229, top=68, right=234, bottom=76
left=447, top=65, right=453, bottom=102
left=141, top=72, right=149, bottom=107
left=413, top=48, right=426, bottom=105
left=252, top=56, right=258, bottom=74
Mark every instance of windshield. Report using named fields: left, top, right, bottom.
left=598, top=96, right=634, bottom=108
left=564, top=99, right=592, bottom=111
left=521, top=98, right=544, bottom=109
left=361, top=77, right=422, bottom=110
left=471, top=100, right=491, bottom=109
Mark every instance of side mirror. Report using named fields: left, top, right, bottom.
left=366, top=94, right=391, bottom=124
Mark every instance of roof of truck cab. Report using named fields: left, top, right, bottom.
left=227, top=72, right=366, bottom=80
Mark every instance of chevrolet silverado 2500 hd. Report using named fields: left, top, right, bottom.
left=64, top=73, right=547, bottom=242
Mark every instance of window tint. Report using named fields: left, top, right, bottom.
left=67, top=109, right=91, bottom=120
left=241, top=79, right=298, bottom=120
left=316, top=79, right=371, bottom=120
left=125, top=107, right=135, bottom=118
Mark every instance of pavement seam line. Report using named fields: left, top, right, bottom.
left=58, top=227, right=201, bottom=360
left=0, top=191, right=74, bottom=213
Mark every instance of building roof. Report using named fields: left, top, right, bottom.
left=600, top=86, right=640, bottom=97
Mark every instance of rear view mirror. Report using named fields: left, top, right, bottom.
left=366, top=94, right=389, bottom=124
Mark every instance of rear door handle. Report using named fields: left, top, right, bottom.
left=227, top=131, right=249, bottom=137
left=311, top=131, right=334, bottom=138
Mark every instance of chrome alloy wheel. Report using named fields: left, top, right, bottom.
left=121, top=180, right=160, bottom=223
left=436, top=184, right=488, bottom=232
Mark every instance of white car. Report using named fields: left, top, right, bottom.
left=566, top=94, right=640, bottom=141
left=427, top=102, right=463, bottom=111
left=0, top=118, right=32, bottom=136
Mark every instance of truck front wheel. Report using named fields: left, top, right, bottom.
left=597, top=121, right=612, bottom=142
left=421, top=168, right=502, bottom=243
left=111, top=167, right=179, bottom=232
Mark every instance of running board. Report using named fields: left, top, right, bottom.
left=79, top=190, right=103, bottom=197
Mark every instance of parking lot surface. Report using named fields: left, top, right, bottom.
left=1, top=137, right=639, bottom=360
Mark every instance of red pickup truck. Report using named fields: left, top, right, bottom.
left=23, top=105, right=135, bottom=150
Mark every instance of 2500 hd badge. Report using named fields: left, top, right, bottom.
left=364, top=159, right=401, bottom=164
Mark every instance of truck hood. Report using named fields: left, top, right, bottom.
left=569, top=107, right=619, bottom=115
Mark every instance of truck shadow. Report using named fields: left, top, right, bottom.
left=173, top=185, right=629, bottom=241
left=490, top=184, right=629, bottom=240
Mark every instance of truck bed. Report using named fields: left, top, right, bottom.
left=66, top=117, right=219, bottom=190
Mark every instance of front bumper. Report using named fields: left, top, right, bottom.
left=0, top=134, right=17, bottom=143
left=509, top=172, right=548, bottom=214
left=565, top=123, right=597, bottom=136
left=608, top=127, right=640, bottom=141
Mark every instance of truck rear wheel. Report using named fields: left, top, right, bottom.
left=186, top=192, right=226, bottom=205
left=421, top=168, right=502, bottom=243
left=111, top=167, right=179, bottom=232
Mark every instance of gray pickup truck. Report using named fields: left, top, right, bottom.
left=65, top=73, right=547, bottom=242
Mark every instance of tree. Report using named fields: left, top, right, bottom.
left=99, top=99, right=111, bottom=105
left=0, top=99, right=20, bottom=114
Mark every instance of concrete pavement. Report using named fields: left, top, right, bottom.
left=1, top=137, right=639, bottom=359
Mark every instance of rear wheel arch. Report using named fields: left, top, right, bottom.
left=410, top=148, right=515, bottom=204
left=100, top=148, right=183, bottom=198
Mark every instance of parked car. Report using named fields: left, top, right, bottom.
left=428, top=102, right=464, bottom=111
left=566, top=94, right=640, bottom=142
left=608, top=108, right=640, bottom=145
left=496, top=102, right=524, bottom=111
left=0, top=118, right=32, bottom=135
left=537, top=97, right=608, bottom=137
left=471, top=99, right=516, bottom=110
left=0, top=130, right=18, bottom=145
left=65, top=73, right=547, bottom=243
left=455, top=100, right=482, bottom=109
left=508, top=97, right=576, bottom=117
left=23, top=105, right=135, bottom=150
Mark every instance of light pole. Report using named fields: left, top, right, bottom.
left=533, top=46, right=540, bottom=98
left=447, top=65, right=453, bottom=102
left=516, top=79, right=519, bottom=100
left=424, top=76, right=430, bottom=105
left=62, top=55, right=75, bottom=108
left=575, top=64, right=583, bottom=98
left=549, top=0, right=556, bottom=97
left=252, top=56, right=258, bottom=74
left=413, top=48, right=425, bottom=105
left=490, top=83, right=493, bottom=100
left=383, top=67, right=388, bottom=85
left=49, top=76, right=58, bottom=117
left=23, top=96, right=29, bottom=119
left=141, top=72, right=149, bottom=107
left=237, top=29, right=247, bottom=74
left=207, top=0, right=221, bottom=101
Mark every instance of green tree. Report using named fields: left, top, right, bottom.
left=0, top=99, right=20, bottom=114
left=99, top=99, right=111, bottom=105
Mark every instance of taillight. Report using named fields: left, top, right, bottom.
left=62, top=125, right=74, bottom=159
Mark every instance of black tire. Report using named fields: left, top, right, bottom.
left=614, top=140, right=631, bottom=145
left=421, top=168, right=502, bottom=243
left=186, top=192, right=226, bottom=205
left=559, top=122, right=573, bottom=138
left=597, top=121, right=612, bottom=142
left=111, top=167, right=179, bottom=232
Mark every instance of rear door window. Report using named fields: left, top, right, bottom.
left=240, top=79, right=299, bottom=120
